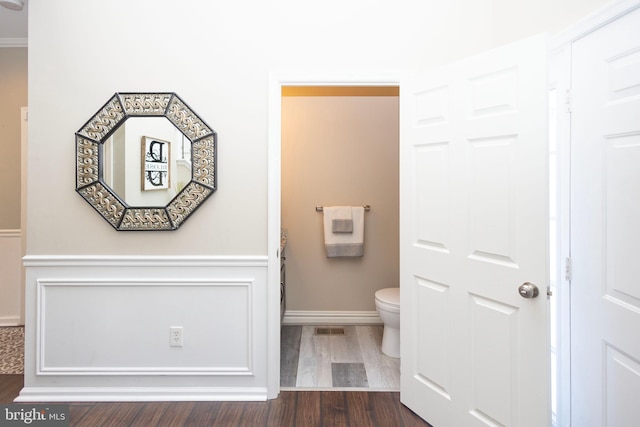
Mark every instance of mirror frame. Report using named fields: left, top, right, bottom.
left=76, top=92, right=217, bottom=231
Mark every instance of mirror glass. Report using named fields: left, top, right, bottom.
left=75, top=92, right=216, bottom=231
left=103, top=117, right=192, bottom=207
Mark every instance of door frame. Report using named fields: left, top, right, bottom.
left=547, top=43, right=572, bottom=427
left=549, top=0, right=640, bottom=425
left=20, top=106, right=27, bottom=325
left=267, top=72, right=401, bottom=398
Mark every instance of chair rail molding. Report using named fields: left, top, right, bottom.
left=0, top=38, right=27, bottom=47
left=22, top=254, right=268, bottom=267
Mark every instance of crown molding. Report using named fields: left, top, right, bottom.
left=0, top=37, right=28, bottom=47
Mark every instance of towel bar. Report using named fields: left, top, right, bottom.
left=315, top=205, right=371, bottom=212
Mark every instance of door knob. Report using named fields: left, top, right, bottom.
left=518, top=282, right=539, bottom=299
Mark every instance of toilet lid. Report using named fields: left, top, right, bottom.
left=375, top=288, right=399, bottom=306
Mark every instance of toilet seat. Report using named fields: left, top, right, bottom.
left=375, top=288, right=399, bottom=312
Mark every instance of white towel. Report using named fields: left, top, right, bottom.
left=323, top=206, right=364, bottom=257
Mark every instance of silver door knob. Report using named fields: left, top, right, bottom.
left=518, top=282, right=539, bottom=299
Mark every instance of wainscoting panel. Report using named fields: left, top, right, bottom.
left=37, top=279, right=253, bottom=375
left=18, top=255, right=269, bottom=402
left=0, top=230, right=22, bottom=326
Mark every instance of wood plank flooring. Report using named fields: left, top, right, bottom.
left=282, top=325, right=400, bottom=390
left=0, top=325, right=426, bottom=425
left=0, top=375, right=433, bottom=426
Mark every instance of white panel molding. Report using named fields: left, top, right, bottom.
left=22, top=255, right=268, bottom=402
left=35, top=278, right=254, bottom=376
left=15, top=386, right=268, bottom=403
left=283, top=310, right=382, bottom=325
left=0, top=38, right=27, bottom=47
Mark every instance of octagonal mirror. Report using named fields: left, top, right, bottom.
left=76, top=92, right=216, bottom=230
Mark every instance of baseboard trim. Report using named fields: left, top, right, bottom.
left=282, top=310, right=382, bottom=325
left=15, top=387, right=268, bottom=402
left=0, top=316, right=21, bottom=327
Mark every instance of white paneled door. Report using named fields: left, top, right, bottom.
left=400, top=34, right=550, bottom=426
left=570, top=7, right=640, bottom=426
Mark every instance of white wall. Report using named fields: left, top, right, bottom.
left=23, top=0, right=611, bottom=402
left=29, top=1, right=472, bottom=256
left=25, top=0, right=612, bottom=256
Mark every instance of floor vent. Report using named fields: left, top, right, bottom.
left=314, top=327, right=345, bottom=336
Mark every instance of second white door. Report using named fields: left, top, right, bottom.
left=570, top=6, right=640, bottom=426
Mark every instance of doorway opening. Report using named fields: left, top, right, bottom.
left=278, top=84, right=400, bottom=390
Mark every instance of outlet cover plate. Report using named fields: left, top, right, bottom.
left=170, top=326, right=183, bottom=347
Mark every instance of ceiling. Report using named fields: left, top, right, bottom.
left=0, top=2, right=28, bottom=40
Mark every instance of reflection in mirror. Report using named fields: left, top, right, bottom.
left=75, top=92, right=216, bottom=231
left=103, top=117, right=192, bottom=206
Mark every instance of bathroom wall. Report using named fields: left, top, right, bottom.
left=282, top=92, right=399, bottom=314
left=0, top=46, right=27, bottom=325
left=0, top=231, right=21, bottom=325
left=0, top=47, right=26, bottom=230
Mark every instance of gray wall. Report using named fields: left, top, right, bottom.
left=282, top=94, right=399, bottom=312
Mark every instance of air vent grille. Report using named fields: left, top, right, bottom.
left=314, top=327, right=345, bottom=336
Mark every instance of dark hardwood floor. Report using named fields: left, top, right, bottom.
left=1, top=375, right=432, bottom=426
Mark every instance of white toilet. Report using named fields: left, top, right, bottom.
left=375, top=287, right=400, bottom=358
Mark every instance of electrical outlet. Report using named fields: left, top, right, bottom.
left=170, top=326, right=183, bottom=347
